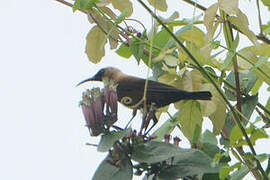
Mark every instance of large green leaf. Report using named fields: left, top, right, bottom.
left=177, top=100, right=203, bottom=141
left=152, top=26, right=173, bottom=50
left=177, top=25, right=206, bottom=47
left=200, top=130, right=220, bottom=158
left=98, top=129, right=131, bottom=152
left=93, top=155, right=133, bottom=180
left=157, top=145, right=219, bottom=179
left=85, top=26, right=107, bottom=63
left=132, top=141, right=184, bottom=164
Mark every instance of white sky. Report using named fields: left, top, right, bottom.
left=0, top=0, right=269, bottom=180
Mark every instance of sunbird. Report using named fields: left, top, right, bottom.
left=77, top=67, right=212, bottom=133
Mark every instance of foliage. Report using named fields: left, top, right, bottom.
left=57, top=0, right=270, bottom=179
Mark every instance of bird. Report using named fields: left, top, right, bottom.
left=77, top=67, right=212, bottom=133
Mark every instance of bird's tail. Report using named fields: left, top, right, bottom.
left=182, top=91, right=212, bottom=100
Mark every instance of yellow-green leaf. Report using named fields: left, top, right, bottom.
left=88, top=10, right=119, bottom=50
left=147, top=0, right=168, bottom=12
left=204, top=3, right=219, bottom=42
left=179, top=26, right=206, bottom=47
left=85, top=26, right=107, bottom=63
left=177, top=101, right=203, bottom=141
left=158, top=73, right=178, bottom=85
left=112, top=0, right=133, bottom=17
left=164, top=55, right=179, bottom=67
left=238, top=47, right=270, bottom=85
left=228, top=10, right=258, bottom=45
left=201, top=83, right=225, bottom=134
left=219, top=0, right=239, bottom=15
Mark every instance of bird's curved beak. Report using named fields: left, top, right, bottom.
left=76, top=76, right=96, bottom=87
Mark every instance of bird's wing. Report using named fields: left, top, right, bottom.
left=117, top=77, right=187, bottom=108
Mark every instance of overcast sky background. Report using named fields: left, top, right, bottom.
left=0, top=0, right=270, bottom=179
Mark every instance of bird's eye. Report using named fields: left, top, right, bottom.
left=98, top=69, right=105, bottom=76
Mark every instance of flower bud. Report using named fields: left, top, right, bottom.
left=173, top=137, right=181, bottom=147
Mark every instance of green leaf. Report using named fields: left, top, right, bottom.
left=192, top=124, right=201, bottom=144
left=146, top=0, right=168, bottom=12
left=204, top=3, right=219, bottom=42
left=178, top=101, right=203, bottom=141
left=179, top=25, right=206, bottom=47
left=228, top=10, right=258, bottom=45
left=73, top=0, right=100, bottom=11
left=202, top=173, right=220, bottom=180
left=158, top=149, right=220, bottom=179
left=242, top=95, right=258, bottom=121
left=130, top=40, right=145, bottom=63
left=112, top=0, right=133, bottom=17
left=219, top=0, right=238, bottom=15
left=230, top=165, right=249, bottom=180
left=115, top=9, right=129, bottom=24
left=116, top=43, right=132, bottom=58
left=230, top=125, right=243, bottom=146
left=85, top=26, right=107, bottom=63
left=98, top=129, right=131, bottom=152
left=251, top=78, right=263, bottom=95
left=221, top=33, right=239, bottom=70
left=201, top=131, right=219, bottom=158
left=250, top=56, right=269, bottom=72
left=93, top=155, right=133, bottom=180
left=201, top=130, right=218, bottom=145
left=250, top=128, right=268, bottom=145
left=132, top=142, right=219, bottom=179
left=132, top=141, right=183, bottom=164
left=224, top=71, right=258, bottom=101
left=152, top=26, right=173, bottom=50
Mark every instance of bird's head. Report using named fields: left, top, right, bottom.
left=77, top=67, right=123, bottom=86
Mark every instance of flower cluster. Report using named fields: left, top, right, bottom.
left=79, top=80, right=118, bottom=136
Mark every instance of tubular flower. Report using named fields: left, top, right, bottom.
left=103, top=78, right=118, bottom=124
left=80, top=88, right=104, bottom=136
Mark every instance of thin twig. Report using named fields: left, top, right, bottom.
left=256, top=0, right=263, bottom=35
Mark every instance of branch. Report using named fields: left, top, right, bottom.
left=256, top=0, right=263, bottom=35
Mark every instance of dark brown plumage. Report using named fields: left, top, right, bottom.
left=77, top=67, right=212, bottom=109
left=77, top=67, right=212, bottom=133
